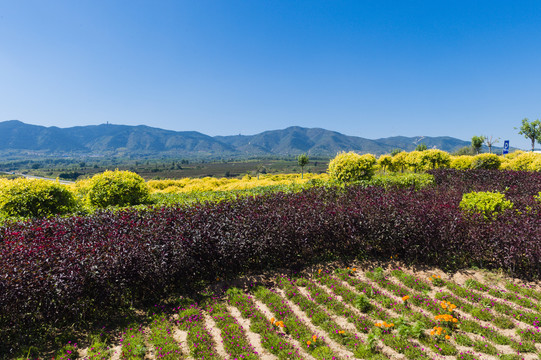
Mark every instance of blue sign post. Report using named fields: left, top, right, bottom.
left=503, top=140, right=509, bottom=155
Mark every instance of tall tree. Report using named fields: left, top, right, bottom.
left=483, top=136, right=500, bottom=154
left=297, top=153, right=309, bottom=179
left=516, top=118, right=541, bottom=152
left=471, top=135, right=485, bottom=154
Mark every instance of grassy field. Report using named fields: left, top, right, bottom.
left=1, top=158, right=330, bottom=181
left=23, top=262, right=541, bottom=360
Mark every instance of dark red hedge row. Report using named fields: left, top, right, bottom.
left=428, top=168, right=541, bottom=201
left=1, top=169, right=540, bottom=339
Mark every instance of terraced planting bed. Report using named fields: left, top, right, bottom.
left=39, top=264, right=541, bottom=360
left=3, top=169, right=541, bottom=359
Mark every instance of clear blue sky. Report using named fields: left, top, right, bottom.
left=1, top=1, right=540, bottom=150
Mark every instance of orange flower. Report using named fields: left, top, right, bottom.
left=307, top=340, right=311, bottom=346
left=441, top=301, right=448, bottom=309
left=445, top=335, right=450, bottom=340
left=270, top=317, right=275, bottom=324
left=318, top=269, right=322, bottom=274
left=352, top=267, right=357, bottom=272
left=338, top=330, right=345, bottom=334
left=374, top=322, right=381, bottom=327
left=402, top=295, right=410, bottom=302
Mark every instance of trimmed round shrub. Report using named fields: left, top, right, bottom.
left=0, top=178, right=77, bottom=218
left=86, top=170, right=150, bottom=208
left=471, top=153, right=501, bottom=170
left=419, top=149, right=451, bottom=170
left=505, top=150, right=524, bottom=159
left=377, top=154, right=393, bottom=172
left=405, top=151, right=424, bottom=172
left=508, top=152, right=541, bottom=171
left=450, top=155, right=474, bottom=170
left=459, top=191, right=513, bottom=219
left=328, top=151, right=376, bottom=183
left=530, top=157, right=541, bottom=172
left=390, top=151, right=408, bottom=172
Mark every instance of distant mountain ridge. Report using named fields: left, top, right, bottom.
left=0, top=120, right=473, bottom=158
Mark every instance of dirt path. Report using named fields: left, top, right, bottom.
left=354, top=269, right=540, bottom=360
left=227, top=304, right=278, bottom=360
left=252, top=298, right=316, bottom=360
left=203, top=312, right=228, bottom=359
left=274, top=288, right=356, bottom=359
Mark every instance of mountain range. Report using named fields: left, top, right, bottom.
left=0, top=120, right=473, bottom=158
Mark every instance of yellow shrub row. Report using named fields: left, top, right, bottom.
left=147, top=173, right=329, bottom=193
left=378, top=150, right=541, bottom=172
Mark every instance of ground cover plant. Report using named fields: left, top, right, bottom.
left=1, top=169, right=541, bottom=358
left=8, top=265, right=541, bottom=359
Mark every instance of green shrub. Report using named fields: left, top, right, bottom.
left=328, top=152, right=376, bottom=183
left=370, top=173, right=434, bottom=190
left=0, top=178, right=77, bottom=218
left=86, top=170, right=151, bottom=208
left=471, top=153, right=501, bottom=170
left=459, top=191, right=513, bottom=219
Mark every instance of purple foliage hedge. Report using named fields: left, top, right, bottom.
left=1, top=169, right=540, bottom=336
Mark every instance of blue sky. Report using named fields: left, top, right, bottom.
left=1, top=1, right=540, bottom=150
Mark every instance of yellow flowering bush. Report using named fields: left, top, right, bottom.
left=328, top=151, right=377, bottom=183
left=84, top=170, right=150, bottom=208
left=0, top=178, right=77, bottom=218
left=147, top=173, right=328, bottom=194
left=507, top=152, right=541, bottom=171
left=471, top=153, right=502, bottom=170
left=450, top=155, right=474, bottom=170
